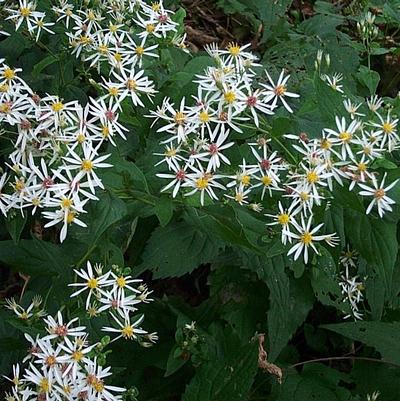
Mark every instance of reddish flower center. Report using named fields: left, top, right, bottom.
left=209, top=143, right=219, bottom=154
left=261, top=159, right=271, bottom=169
left=105, top=110, right=115, bottom=121
left=54, top=324, right=68, bottom=337
left=175, top=170, right=186, bottom=181
left=42, top=177, right=54, bottom=188
left=247, top=95, right=257, bottom=107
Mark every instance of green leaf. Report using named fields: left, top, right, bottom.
left=275, top=363, right=351, bottom=401
left=256, top=255, right=314, bottom=361
left=154, top=197, right=174, bottom=227
left=182, top=331, right=258, bottom=401
left=72, top=190, right=127, bottom=251
left=322, top=321, right=400, bottom=366
left=136, top=221, right=223, bottom=278
left=0, top=237, right=84, bottom=276
left=356, top=66, right=380, bottom=95
left=344, top=210, right=398, bottom=297
left=5, top=212, right=27, bottom=243
left=32, top=55, right=58, bottom=78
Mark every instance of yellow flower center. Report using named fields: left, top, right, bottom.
left=174, top=111, right=186, bottom=125
left=109, top=24, right=118, bottom=33
left=108, top=87, right=119, bottom=97
left=116, top=276, right=126, bottom=288
left=300, top=231, right=313, bottom=245
left=196, top=177, right=209, bottom=190
left=72, top=350, right=83, bottom=361
left=92, top=379, right=104, bottom=393
left=77, top=133, right=86, bottom=143
left=98, top=44, right=108, bottom=54
left=339, top=131, right=352, bottom=143
left=152, top=2, right=161, bottom=11
left=51, top=101, right=64, bottom=112
left=88, top=10, right=95, bottom=20
left=20, top=7, right=31, bottom=17
left=306, top=171, right=319, bottom=184
left=227, top=42, right=241, bottom=56
left=234, top=193, right=244, bottom=202
left=0, top=83, right=9, bottom=92
left=121, top=325, right=134, bottom=339
left=15, top=180, right=25, bottom=192
left=300, top=191, right=309, bottom=201
left=274, top=85, right=286, bottom=96
left=81, top=159, right=93, bottom=171
left=39, top=378, right=50, bottom=393
left=383, top=122, right=394, bottom=134
left=199, top=110, right=210, bottom=123
left=261, top=175, right=272, bottom=186
left=358, top=162, right=367, bottom=172
left=79, top=35, right=92, bottom=45
left=87, top=278, right=98, bottom=289
left=102, top=126, right=109, bottom=137
left=126, top=79, right=137, bottom=90
left=278, top=213, right=290, bottom=225
left=66, top=211, right=75, bottom=224
left=224, top=91, right=236, bottom=104
left=3, top=68, right=15, bottom=80
left=165, top=148, right=177, bottom=157
left=374, top=188, right=385, bottom=199
left=241, top=175, right=251, bottom=186
left=32, top=198, right=40, bottom=206
left=146, top=23, right=155, bottom=33
left=135, top=46, right=145, bottom=56
left=320, top=138, right=331, bottom=150
left=0, top=103, right=11, bottom=113
left=36, top=20, right=44, bottom=27
left=61, top=198, right=73, bottom=209
left=19, top=311, right=29, bottom=320
left=45, top=355, right=57, bottom=366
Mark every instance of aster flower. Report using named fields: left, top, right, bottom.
left=358, top=172, right=399, bottom=217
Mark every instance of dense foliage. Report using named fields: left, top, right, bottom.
left=1, top=0, right=400, bottom=400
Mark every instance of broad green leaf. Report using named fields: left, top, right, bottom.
left=356, top=66, right=380, bottom=95
left=323, top=321, right=400, bottom=366
left=5, top=212, right=27, bottom=244
left=182, top=331, right=258, bottom=401
left=0, top=237, right=84, bottom=276
left=275, top=363, right=351, bottom=401
left=256, top=255, right=314, bottom=361
left=136, top=221, right=224, bottom=278
left=154, top=197, right=174, bottom=227
left=32, top=55, right=58, bottom=78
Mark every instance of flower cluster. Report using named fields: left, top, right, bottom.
left=152, top=43, right=399, bottom=264
left=3, top=0, right=185, bottom=54
left=0, top=59, right=129, bottom=242
left=69, top=262, right=157, bottom=345
left=338, top=247, right=364, bottom=320
left=3, top=311, right=125, bottom=401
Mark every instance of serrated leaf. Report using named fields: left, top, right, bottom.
left=256, top=255, right=314, bottom=361
left=356, top=66, right=380, bottom=95
left=182, top=334, right=258, bottom=401
left=322, top=321, right=400, bottom=366
left=154, top=197, right=173, bottom=227
left=136, top=221, right=223, bottom=278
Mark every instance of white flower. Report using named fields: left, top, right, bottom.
left=69, top=261, right=111, bottom=308
left=261, top=69, right=299, bottom=113
left=358, top=173, right=399, bottom=217
left=286, top=215, right=336, bottom=263
left=43, top=311, right=86, bottom=341
left=102, top=311, right=147, bottom=341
